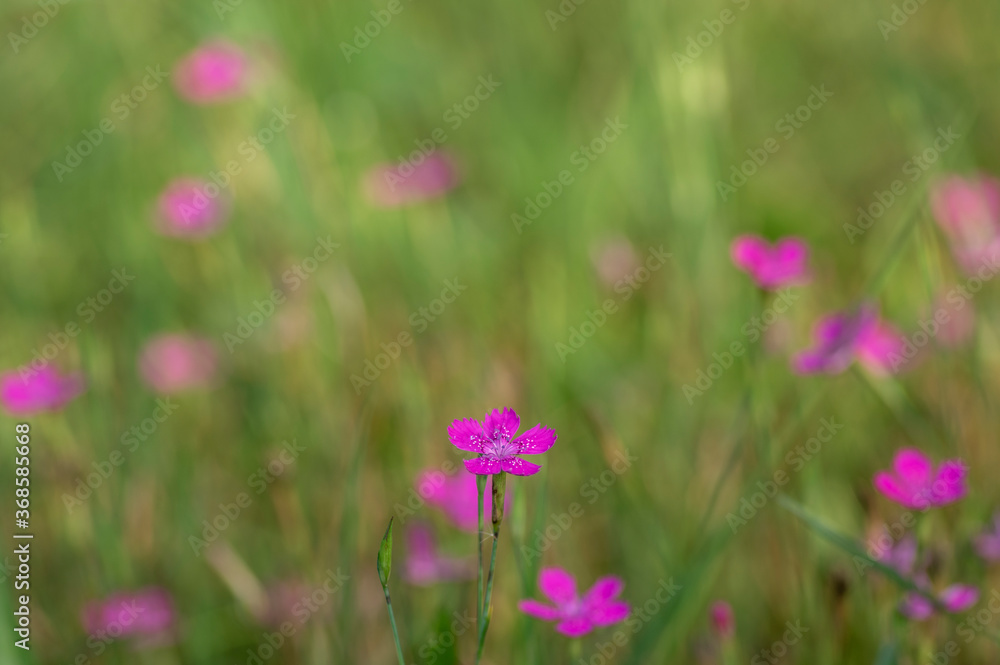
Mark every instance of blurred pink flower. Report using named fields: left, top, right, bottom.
left=708, top=600, right=734, bottom=640
left=930, top=175, right=1000, bottom=275
left=591, top=237, right=640, bottom=288
left=974, top=514, right=1000, bottom=562
left=139, top=334, right=219, bottom=393
left=730, top=235, right=810, bottom=290
left=518, top=568, right=630, bottom=637
left=873, top=449, right=967, bottom=509
left=1, top=366, right=84, bottom=415
left=872, top=534, right=918, bottom=576
left=364, top=152, right=458, bottom=208
left=82, top=588, right=175, bottom=644
left=900, top=583, right=979, bottom=621
left=156, top=178, right=229, bottom=238
left=417, top=468, right=508, bottom=532
left=173, top=40, right=250, bottom=104
left=792, top=304, right=904, bottom=375
left=448, top=407, right=557, bottom=476
left=403, top=523, right=475, bottom=586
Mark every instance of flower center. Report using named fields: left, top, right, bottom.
left=485, top=432, right=516, bottom=458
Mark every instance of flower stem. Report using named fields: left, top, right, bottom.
left=476, top=473, right=486, bottom=620
left=383, top=589, right=405, bottom=665
left=475, top=471, right=507, bottom=664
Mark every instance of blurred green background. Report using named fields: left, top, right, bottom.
left=2, top=0, right=1000, bottom=663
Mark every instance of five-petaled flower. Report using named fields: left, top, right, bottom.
left=873, top=448, right=967, bottom=509
left=518, top=568, right=630, bottom=637
left=448, top=407, right=556, bottom=476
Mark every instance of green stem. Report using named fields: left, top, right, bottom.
left=475, top=472, right=507, bottom=664
left=383, top=590, right=405, bottom=665
left=476, top=474, right=486, bottom=621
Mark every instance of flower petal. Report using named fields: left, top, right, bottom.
left=589, top=600, right=630, bottom=626
left=482, top=407, right=520, bottom=442
left=893, top=449, right=932, bottom=487
left=931, top=460, right=968, bottom=505
left=941, top=585, right=979, bottom=613
left=513, top=424, right=557, bottom=455
left=873, top=471, right=917, bottom=508
left=463, top=457, right=501, bottom=475
left=583, top=577, right=624, bottom=608
left=448, top=418, right=487, bottom=453
left=555, top=616, right=594, bottom=637
left=538, top=568, right=577, bottom=605
left=899, top=593, right=934, bottom=621
left=517, top=600, right=561, bottom=622
left=730, top=235, right=769, bottom=273
left=501, top=457, right=541, bottom=476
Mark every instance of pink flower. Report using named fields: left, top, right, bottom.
left=417, top=469, right=508, bottom=531
left=730, top=235, right=810, bottom=290
left=1, top=366, right=84, bottom=415
left=173, top=40, right=250, bottom=104
left=708, top=600, right=734, bottom=640
left=900, top=583, right=979, bottom=621
left=873, top=449, right=967, bottom=509
left=403, top=523, right=475, bottom=586
left=974, top=514, right=1000, bottom=562
left=156, top=178, right=229, bottom=238
left=448, top=407, right=556, bottom=476
left=930, top=175, right=1000, bottom=275
left=518, top=568, right=630, bottom=637
left=81, top=588, right=176, bottom=645
left=364, top=152, right=458, bottom=208
left=139, top=334, right=219, bottom=394
left=792, top=304, right=905, bottom=375
left=872, top=535, right=918, bottom=576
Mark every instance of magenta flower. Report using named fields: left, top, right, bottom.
left=364, top=152, right=458, bottom=208
left=156, top=178, right=230, bottom=238
left=930, top=175, right=1000, bottom=275
left=730, top=235, right=810, bottom=290
left=81, top=588, right=176, bottom=645
left=403, top=523, right=476, bottom=586
left=974, top=514, right=1000, bottom=562
left=1, top=366, right=84, bottom=415
left=417, top=469, right=508, bottom=531
left=872, top=535, right=918, bottom=576
left=792, top=304, right=904, bottom=375
left=873, top=449, right=967, bottom=509
left=139, top=334, right=219, bottom=394
left=900, top=583, right=979, bottom=621
left=173, top=40, right=250, bottom=104
left=708, top=600, right=734, bottom=640
left=448, top=407, right=556, bottom=476
left=518, top=568, right=630, bottom=637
